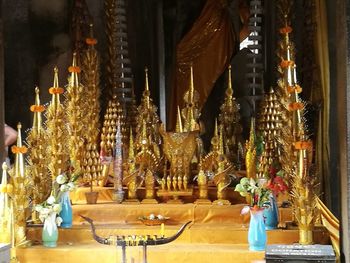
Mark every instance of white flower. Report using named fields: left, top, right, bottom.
left=53, top=203, right=62, bottom=213
left=157, top=214, right=164, bottom=220
left=67, top=182, right=76, bottom=191
left=35, top=204, right=43, bottom=213
left=149, top=214, right=155, bottom=220
left=56, top=216, right=63, bottom=226
left=60, top=184, right=69, bottom=192
left=47, top=196, right=56, bottom=205
left=56, top=174, right=67, bottom=185
left=39, top=214, right=46, bottom=223
left=41, top=207, right=51, bottom=216
left=240, top=206, right=250, bottom=215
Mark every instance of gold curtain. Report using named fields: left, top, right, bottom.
left=312, top=0, right=330, bottom=206
left=169, top=0, right=235, bottom=129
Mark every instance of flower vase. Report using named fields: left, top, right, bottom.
left=59, top=191, right=72, bottom=228
left=42, top=212, right=58, bottom=247
left=264, top=194, right=279, bottom=230
left=248, top=208, right=267, bottom=251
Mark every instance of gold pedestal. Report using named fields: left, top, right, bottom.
left=299, top=228, right=314, bottom=245
left=157, top=189, right=193, bottom=203
left=213, top=199, right=231, bottom=206
left=195, top=198, right=212, bottom=205
left=141, top=198, right=158, bottom=204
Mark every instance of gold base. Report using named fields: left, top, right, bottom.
left=167, top=199, right=184, bottom=204
left=157, top=188, right=193, bottom=204
left=195, top=198, right=212, bottom=205
left=141, top=198, right=158, bottom=204
left=123, top=199, right=140, bottom=204
left=213, top=199, right=231, bottom=206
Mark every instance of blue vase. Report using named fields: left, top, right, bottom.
left=248, top=208, right=267, bottom=251
left=42, top=212, right=58, bottom=247
left=59, top=191, right=72, bottom=228
left=264, top=194, right=279, bottom=230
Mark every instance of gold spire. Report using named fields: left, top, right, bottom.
left=13, top=123, right=25, bottom=178
left=175, top=106, right=183, bottom=133
left=144, top=67, right=150, bottom=109
left=219, top=124, right=224, bottom=156
left=245, top=118, right=256, bottom=179
left=128, top=127, right=135, bottom=172
left=189, top=65, right=194, bottom=104
left=31, top=87, right=43, bottom=135
left=0, top=162, right=11, bottom=243
left=226, top=65, right=233, bottom=106
left=70, top=52, right=80, bottom=87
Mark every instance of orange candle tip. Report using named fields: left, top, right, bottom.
left=30, top=104, right=45, bottom=113
left=279, top=26, right=293, bottom=34
left=49, top=87, right=64, bottom=95
left=68, top=66, right=81, bottom=73
left=11, top=145, right=28, bottom=154
left=294, top=141, right=313, bottom=150
left=86, top=38, right=98, bottom=45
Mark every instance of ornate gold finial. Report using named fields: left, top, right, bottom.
left=182, top=65, right=200, bottom=132
left=175, top=106, right=183, bottom=133
left=218, top=65, right=243, bottom=167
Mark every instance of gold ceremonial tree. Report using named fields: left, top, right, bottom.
left=218, top=65, right=243, bottom=168
left=26, top=87, right=50, bottom=222
left=66, top=53, right=86, bottom=172
left=81, top=24, right=102, bottom=189
left=46, top=67, right=69, bottom=181
left=276, top=3, right=317, bottom=245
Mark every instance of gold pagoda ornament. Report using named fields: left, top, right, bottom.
left=66, top=53, right=86, bottom=172
left=276, top=6, right=317, bottom=245
left=218, top=65, right=243, bottom=168
left=46, top=67, right=69, bottom=181
left=135, top=120, right=159, bottom=204
left=26, top=87, right=50, bottom=222
left=245, top=118, right=257, bottom=179
left=257, top=87, right=282, bottom=178
left=181, top=65, right=200, bottom=132
left=135, top=67, right=161, bottom=157
left=81, top=24, right=102, bottom=185
left=0, top=162, right=12, bottom=243
left=9, top=123, right=31, bottom=247
left=200, top=121, right=233, bottom=205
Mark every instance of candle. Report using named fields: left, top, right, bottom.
left=160, top=223, right=165, bottom=237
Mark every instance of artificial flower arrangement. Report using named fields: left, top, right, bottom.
left=235, top=177, right=272, bottom=212
left=35, top=164, right=80, bottom=225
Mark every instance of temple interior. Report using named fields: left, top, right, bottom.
left=0, top=0, right=349, bottom=262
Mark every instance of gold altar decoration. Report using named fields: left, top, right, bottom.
left=46, top=67, right=69, bottom=181
left=245, top=118, right=257, bottom=179
left=112, top=119, right=125, bottom=203
left=276, top=5, right=317, bottom=245
left=100, top=98, right=125, bottom=185
left=0, top=162, right=11, bottom=243
left=81, top=24, right=102, bottom=186
left=200, top=121, right=233, bottom=205
left=26, top=87, right=50, bottom=222
left=135, top=68, right=161, bottom=158
left=8, top=123, right=31, bottom=246
left=66, top=53, right=87, bottom=172
left=158, top=125, right=197, bottom=203
left=195, top=167, right=210, bottom=204
left=256, top=87, right=282, bottom=178
left=135, top=120, right=160, bottom=204
left=218, top=65, right=243, bottom=167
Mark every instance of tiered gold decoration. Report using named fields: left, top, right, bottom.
left=245, top=118, right=257, bottom=179
left=218, top=65, right=243, bottom=168
left=200, top=121, right=233, bottom=205
left=123, top=128, right=139, bottom=203
left=277, top=5, right=317, bottom=245
left=0, top=162, right=11, bottom=243
left=66, top=53, right=86, bottom=172
left=257, top=87, right=282, bottom=178
left=100, top=98, right=125, bottom=185
left=135, top=68, right=161, bottom=157
left=46, top=67, right=69, bottom=181
left=9, top=123, right=31, bottom=247
left=81, top=24, right=102, bottom=187
left=136, top=120, right=160, bottom=204
left=26, top=87, right=50, bottom=222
